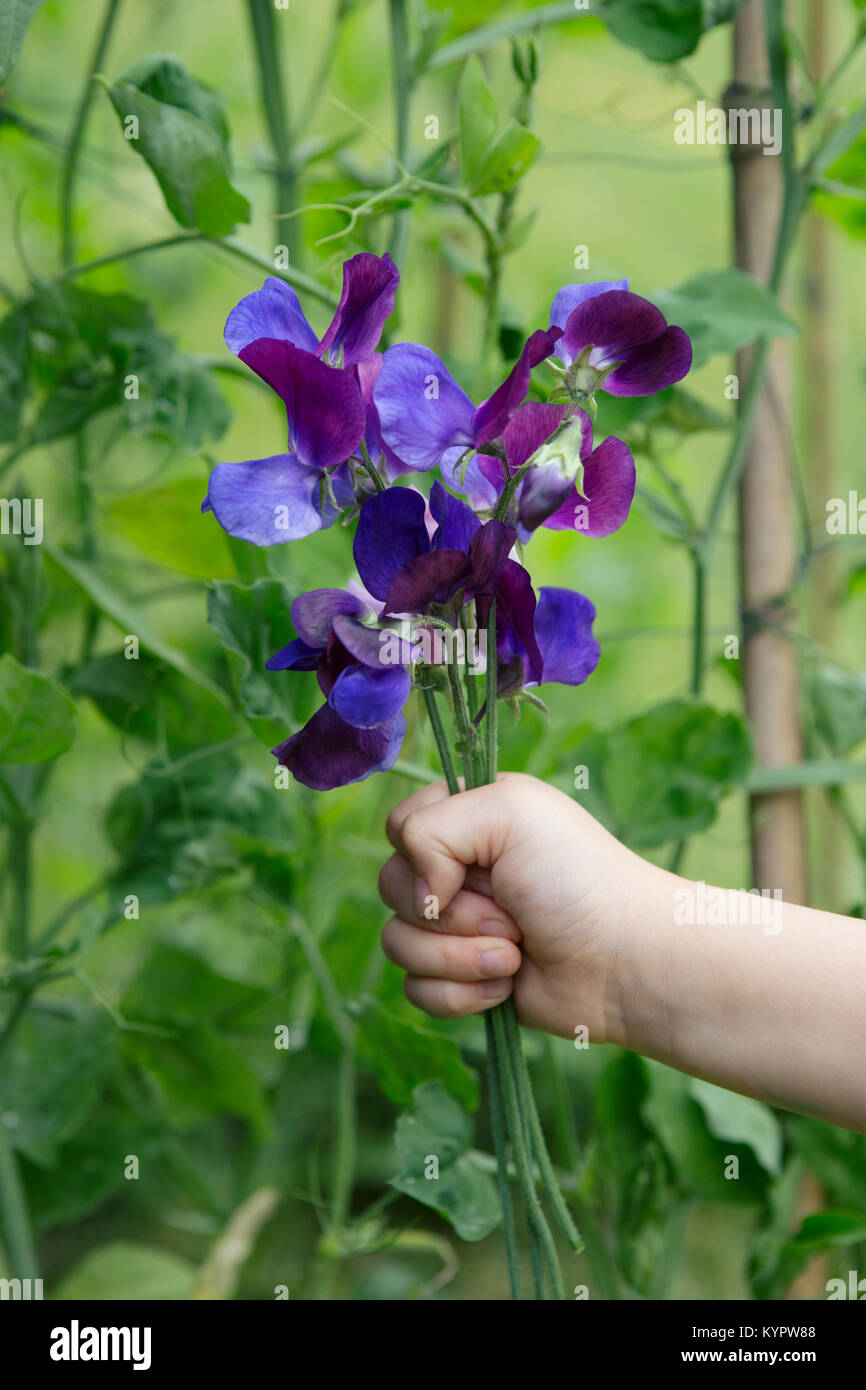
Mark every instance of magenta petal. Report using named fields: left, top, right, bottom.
left=224, top=277, right=319, bottom=356
left=291, top=589, right=370, bottom=647
left=559, top=289, right=667, bottom=363
left=238, top=340, right=365, bottom=470
left=502, top=401, right=572, bottom=471
left=205, top=454, right=326, bottom=545
left=488, top=559, right=542, bottom=686
left=353, top=487, right=431, bottom=601
left=604, top=325, right=693, bottom=396
left=273, top=704, right=405, bottom=790
left=466, top=520, right=516, bottom=599
left=534, top=588, right=600, bottom=686
left=472, top=328, right=561, bottom=446
left=318, top=253, right=399, bottom=367
left=328, top=663, right=411, bottom=729
left=374, top=344, right=476, bottom=470
left=544, top=435, right=636, bottom=537
left=383, top=550, right=473, bottom=616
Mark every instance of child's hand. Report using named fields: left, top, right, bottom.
left=378, top=772, right=654, bottom=1043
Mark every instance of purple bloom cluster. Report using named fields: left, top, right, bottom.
left=204, top=254, right=691, bottom=789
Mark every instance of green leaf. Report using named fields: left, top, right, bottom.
left=0, top=307, right=28, bottom=442
left=391, top=1081, right=500, bottom=1241
left=47, top=545, right=229, bottom=705
left=53, top=1241, right=196, bottom=1300
left=687, top=1079, right=783, bottom=1177
left=786, top=1116, right=866, bottom=1212
left=123, top=345, right=231, bottom=450
left=206, top=578, right=302, bottom=745
left=469, top=118, right=541, bottom=196
left=0, top=653, right=77, bottom=764
left=0, top=0, right=45, bottom=85
left=457, top=55, right=498, bottom=187
left=573, top=699, right=751, bottom=847
left=109, top=476, right=234, bottom=580
left=812, top=664, right=866, bottom=754
left=0, top=1011, right=113, bottom=1165
left=123, top=1022, right=269, bottom=1138
left=67, top=650, right=235, bottom=750
left=815, top=129, right=866, bottom=240
left=655, top=269, right=798, bottom=368
left=102, top=54, right=250, bottom=236
left=602, top=0, right=747, bottom=62
left=350, top=998, right=478, bottom=1110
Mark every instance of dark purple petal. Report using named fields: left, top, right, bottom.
left=604, top=324, right=693, bottom=396
left=318, top=253, right=399, bottom=367
left=374, top=344, right=475, bottom=470
left=502, top=401, right=572, bottom=471
left=224, top=277, right=319, bottom=356
left=429, top=480, right=480, bottom=552
left=205, top=454, right=327, bottom=545
left=273, top=703, right=405, bottom=790
left=238, top=340, right=365, bottom=469
left=472, top=328, right=561, bottom=446
left=328, top=663, right=411, bottom=728
left=543, top=435, right=636, bottom=537
left=559, top=289, right=667, bottom=366
left=383, top=549, right=473, bottom=616
left=266, top=637, right=321, bottom=671
left=534, top=588, right=600, bottom=686
left=353, top=487, right=430, bottom=601
left=466, top=520, right=516, bottom=600
left=483, top=560, right=542, bottom=687
left=548, top=280, right=629, bottom=345
left=291, top=589, right=370, bottom=646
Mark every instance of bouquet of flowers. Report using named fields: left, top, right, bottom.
left=203, top=252, right=691, bottom=1298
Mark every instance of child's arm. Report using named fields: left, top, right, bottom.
left=378, top=773, right=866, bottom=1135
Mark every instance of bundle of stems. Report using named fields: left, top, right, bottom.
left=422, top=598, right=583, bottom=1300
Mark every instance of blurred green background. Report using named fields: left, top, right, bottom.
left=0, top=0, right=864, bottom=1301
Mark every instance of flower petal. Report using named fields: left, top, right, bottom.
left=543, top=435, right=636, bottom=537
left=224, top=277, right=318, bottom=356
left=238, top=340, right=365, bottom=469
left=466, top=520, right=516, bottom=599
left=374, top=344, right=475, bottom=470
left=502, top=401, right=572, bottom=471
left=332, top=613, right=419, bottom=669
left=291, top=589, right=370, bottom=646
left=383, top=549, right=473, bottom=616
left=482, top=559, right=542, bottom=686
left=205, top=454, right=327, bottom=545
left=441, top=447, right=500, bottom=510
left=273, top=703, right=405, bottom=790
left=472, top=328, right=561, bottom=446
left=318, top=252, right=399, bottom=367
left=356, top=354, right=412, bottom=479
left=558, top=289, right=668, bottom=366
left=549, top=279, right=629, bottom=354
left=604, top=324, right=693, bottom=396
left=328, top=663, right=411, bottom=728
left=429, top=479, right=480, bottom=552
left=266, top=637, right=321, bottom=671
left=353, top=487, right=430, bottom=601
left=534, top=588, right=600, bottom=686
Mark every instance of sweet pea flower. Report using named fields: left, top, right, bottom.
left=548, top=278, right=691, bottom=397
left=267, top=587, right=418, bottom=790
left=373, top=328, right=561, bottom=473
left=486, top=568, right=600, bottom=700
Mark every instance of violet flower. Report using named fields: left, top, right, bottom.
left=548, top=278, right=692, bottom=397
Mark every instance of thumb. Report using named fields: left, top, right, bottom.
left=387, top=780, right=516, bottom=918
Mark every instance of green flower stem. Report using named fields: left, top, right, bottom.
left=484, top=600, right=498, bottom=784
left=421, top=686, right=459, bottom=795
left=491, top=1006, right=563, bottom=1299
left=0, top=1126, right=39, bottom=1281
left=502, top=999, right=582, bottom=1252
left=246, top=0, right=297, bottom=248
left=484, top=1010, right=522, bottom=1300
left=358, top=441, right=386, bottom=493
left=60, top=0, right=123, bottom=267
left=446, top=659, right=480, bottom=788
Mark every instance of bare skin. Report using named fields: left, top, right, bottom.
left=378, top=773, right=866, bottom=1135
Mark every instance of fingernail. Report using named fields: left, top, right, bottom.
left=479, top=977, right=511, bottom=998
left=478, top=948, right=508, bottom=976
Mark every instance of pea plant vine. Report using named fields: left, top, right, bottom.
left=0, top=0, right=865, bottom=1302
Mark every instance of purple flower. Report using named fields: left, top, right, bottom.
left=353, top=482, right=515, bottom=618
left=373, top=328, right=561, bottom=472
left=224, top=253, right=399, bottom=368
left=491, top=574, right=600, bottom=698
left=267, top=587, right=418, bottom=790
left=549, top=280, right=691, bottom=397
left=203, top=345, right=364, bottom=544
